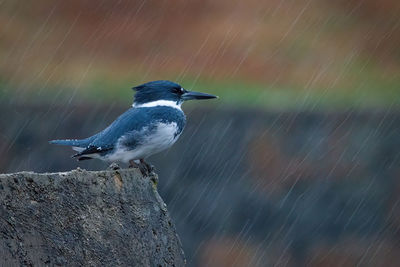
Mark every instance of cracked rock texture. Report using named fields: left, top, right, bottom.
left=0, top=168, right=185, bottom=266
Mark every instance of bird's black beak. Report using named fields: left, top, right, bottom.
left=181, top=91, right=218, bottom=101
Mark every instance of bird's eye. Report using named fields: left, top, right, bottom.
left=175, top=87, right=185, bottom=94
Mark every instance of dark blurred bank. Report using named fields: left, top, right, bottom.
left=1, top=103, right=400, bottom=266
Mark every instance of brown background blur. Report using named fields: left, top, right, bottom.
left=1, top=0, right=399, bottom=107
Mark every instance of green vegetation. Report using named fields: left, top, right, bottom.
left=2, top=71, right=398, bottom=111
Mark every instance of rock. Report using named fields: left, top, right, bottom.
left=0, top=168, right=185, bottom=266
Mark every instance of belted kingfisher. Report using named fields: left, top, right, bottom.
left=49, top=80, right=217, bottom=173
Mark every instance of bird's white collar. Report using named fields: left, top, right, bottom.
left=133, top=100, right=182, bottom=110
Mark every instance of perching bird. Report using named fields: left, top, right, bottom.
left=49, top=80, right=217, bottom=174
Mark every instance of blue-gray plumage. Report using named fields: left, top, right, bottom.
left=49, top=80, right=217, bottom=169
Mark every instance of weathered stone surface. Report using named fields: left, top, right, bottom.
left=0, top=168, right=185, bottom=266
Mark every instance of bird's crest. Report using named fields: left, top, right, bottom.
left=132, top=80, right=182, bottom=104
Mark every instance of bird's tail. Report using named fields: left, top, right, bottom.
left=49, top=139, right=89, bottom=147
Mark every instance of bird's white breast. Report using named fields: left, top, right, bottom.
left=106, top=122, right=181, bottom=163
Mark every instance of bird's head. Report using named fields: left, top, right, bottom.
left=132, top=80, right=217, bottom=106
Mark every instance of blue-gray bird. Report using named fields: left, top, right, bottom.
left=49, top=80, right=217, bottom=173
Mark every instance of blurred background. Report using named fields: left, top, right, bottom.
left=1, top=0, right=400, bottom=266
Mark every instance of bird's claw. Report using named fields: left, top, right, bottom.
left=138, top=164, right=149, bottom=176
left=129, top=159, right=155, bottom=176
left=140, top=159, right=155, bottom=176
left=128, top=160, right=138, bottom=168
left=108, top=162, right=120, bottom=170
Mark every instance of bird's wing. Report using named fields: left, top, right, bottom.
left=92, top=108, right=152, bottom=146
left=73, top=108, right=153, bottom=159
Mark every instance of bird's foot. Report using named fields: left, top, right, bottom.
left=108, top=162, right=120, bottom=170
left=129, top=160, right=139, bottom=168
left=140, top=159, right=155, bottom=176
left=129, top=159, right=154, bottom=176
